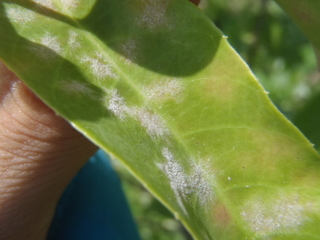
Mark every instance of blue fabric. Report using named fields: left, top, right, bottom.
left=47, top=150, right=141, bottom=240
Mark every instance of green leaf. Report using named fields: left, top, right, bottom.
left=316, top=47, right=320, bottom=69
left=274, top=0, right=320, bottom=148
left=275, top=0, right=320, bottom=66
left=1, top=0, right=320, bottom=239
left=293, top=94, right=320, bottom=152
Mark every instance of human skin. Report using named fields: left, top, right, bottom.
left=0, top=1, right=200, bottom=239
left=0, top=61, right=98, bottom=239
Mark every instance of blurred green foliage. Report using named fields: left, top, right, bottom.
left=113, top=0, right=320, bottom=239
left=202, top=0, right=320, bottom=115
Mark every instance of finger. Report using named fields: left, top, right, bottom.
left=0, top=60, right=98, bottom=240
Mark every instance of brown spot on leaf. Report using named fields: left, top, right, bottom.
left=204, top=78, right=236, bottom=103
left=188, top=0, right=200, bottom=6
left=214, top=203, right=231, bottom=227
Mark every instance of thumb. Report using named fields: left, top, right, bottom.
left=0, top=60, right=98, bottom=240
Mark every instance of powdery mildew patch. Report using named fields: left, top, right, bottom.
left=160, top=148, right=189, bottom=193
left=138, top=0, right=172, bottom=31
left=6, top=6, right=36, bottom=24
left=157, top=148, right=214, bottom=214
left=130, top=107, right=169, bottom=138
left=29, top=34, right=63, bottom=60
left=157, top=148, right=189, bottom=213
left=82, top=53, right=117, bottom=80
left=241, top=195, right=306, bottom=235
left=67, top=30, right=81, bottom=51
left=59, top=80, right=94, bottom=97
left=106, top=90, right=169, bottom=138
left=190, top=162, right=214, bottom=207
left=41, top=34, right=62, bottom=55
left=32, top=0, right=57, bottom=11
left=121, top=38, right=139, bottom=64
left=33, top=0, right=80, bottom=14
left=59, top=0, right=80, bottom=12
left=28, top=44, right=56, bottom=60
left=106, top=90, right=129, bottom=120
left=144, top=79, right=183, bottom=102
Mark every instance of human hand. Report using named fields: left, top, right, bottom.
left=0, top=1, right=200, bottom=239
left=0, top=60, right=98, bottom=239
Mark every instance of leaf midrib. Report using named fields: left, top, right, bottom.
left=24, top=3, right=255, bottom=238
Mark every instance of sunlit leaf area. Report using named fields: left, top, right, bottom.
left=114, top=1, right=319, bottom=239
left=1, top=0, right=320, bottom=239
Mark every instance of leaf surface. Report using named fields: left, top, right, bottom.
left=293, top=94, right=320, bottom=152
left=1, top=0, right=320, bottom=239
left=275, top=0, right=320, bottom=67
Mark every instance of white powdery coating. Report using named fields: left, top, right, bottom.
left=29, top=44, right=56, bottom=60
left=83, top=53, right=117, bottom=79
left=158, top=148, right=214, bottom=213
left=158, top=148, right=189, bottom=213
left=190, top=163, right=214, bottom=206
left=68, top=30, right=81, bottom=51
left=130, top=108, right=169, bottom=138
left=107, top=90, right=129, bottom=120
left=139, top=0, right=171, bottom=30
left=60, top=0, right=80, bottom=12
left=145, top=79, right=183, bottom=102
left=60, top=80, right=94, bottom=96
left=41, top=34, right=62, bottom=55
left=106, top=90, right=169, bottom=138
left=160, top=148, right=189, bottom=193
left=33, top=0, right=79, bottom=13
left=121, top=38, right=139, bottom=63
left=6, top=6, right=36, bottom=24
left=241, top=196, right=305, bottom=235
left=32, top=0, right=56, bottom=10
